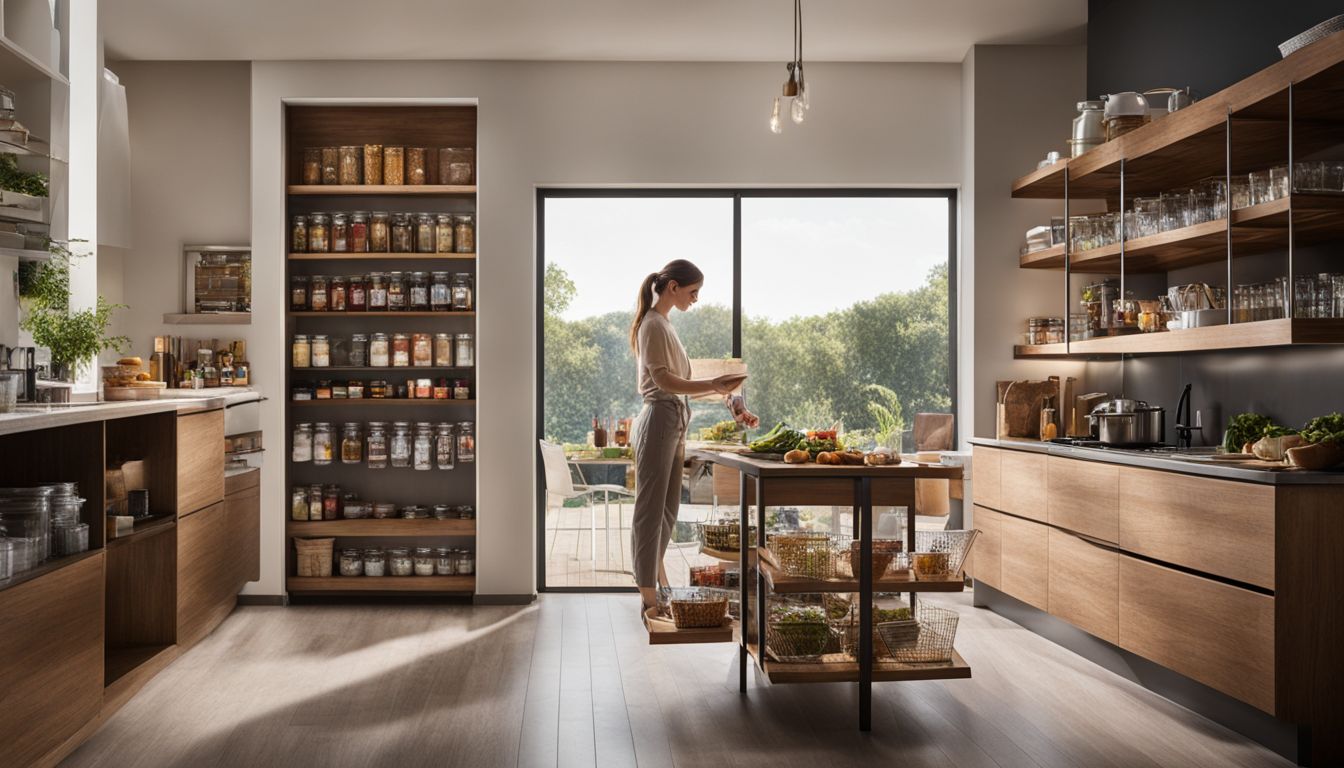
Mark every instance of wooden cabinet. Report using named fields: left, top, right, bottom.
left=1118, top=467, right=1274, bottom=589
left=1119, top=557, right=1274, bottom=713
left=177, top=501, right=237, bottom=648
left=968, top=505, right=1002, bottom=588
left=225, top=469, right=261, bottom=586
left=176, top=410, right=225, bottom=516
left=1046, top=457, right=1119, bottom=542
left=999, top=513, right=1048, bottom=610
left=971, top=446, right=1001, bottom=510
left=1047, top=528, right=1118, bottom=643
left=999, top=450, right=1047, bottom=522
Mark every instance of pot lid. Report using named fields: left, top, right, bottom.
left=1091, top=398, right=1161, bottom=415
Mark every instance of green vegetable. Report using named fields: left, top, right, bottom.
left=1301, top=413, right=1344, bottom=445
left=874, top=606, right=912, bottom=623
left=1263, top=425, right=1298, bottom=438
left=0, top=153, right=48, bottom=197
left=1224, top=413, right=1271, bottom=452
left=749, top=422, right=805, bottom=453
left=700, top=420, right=743, bottom=443
left=772, top=605, right=827, bottom=624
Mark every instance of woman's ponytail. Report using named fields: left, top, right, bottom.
left=629, top=272, right=659, bottom=352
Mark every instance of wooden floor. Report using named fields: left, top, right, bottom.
left=61, top=593, right=1289, bottom=768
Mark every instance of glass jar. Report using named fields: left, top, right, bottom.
left=458, top=505, right=475, bottom=520
left=439, top=147, right=475, bottom=185
left=309, top=274, right=330, bottom=311
left=363, top=547, right=386, bottom=576
left=434, top=378, right=450, bottom=400
left=387, top=271, right=407, bottom=310
left=292, top=334, right=311, bottom=368
left=291, top=486, right=309, bottom=521
left=290, top=275, right=310, bottom=311
left=366, top=422, right=389, bottom=469
left=456, top=549, right=475, bottom=575
left=322, top=484, right=340, bottom=520
left=407, top=148, right=428, bottom=185
left=450, top=273, right=473, bottom=310
left=349, top=333, right=369, bottom=367
left=307, top=213, right=330, bottom=252
left=339, top=548, right=363, bottom=577
left=391, top=214, right=413, bottom=253
left=414, top=422, right=434, bottom=470
left=348, top=274, right=367, bottom=311
left=430, top=271, right=451, bottom=310
left=455, top=214, right=475, bottom=253
left=312, top=423, right=334, bottom=465
left=370, top=212, right=390, bottom=252
left=331, top=212, right=349, bottom=252
left=456, top=422, right=475, bottom=463
left=414, top=214, right=435, bottom=252
left=388, top=546, right=413, bottom=577
left=409, top=271, right=430, bottom=309
left=391, top=333, right=411, bottom=367
left=435, top=546, right=455, bottom=575
left=307, top=484, right=324, bottom=521
left=369, top=332, right=391, bottom=367
left=455, top=333, right=475, bottom=367
left=329, top=276, right=348, bottom=312
left=349, top=211, right=369, bottom=252
left=436, top=422, right=456, bottom=469
left=435, top=214, right=454, bottom=253
left=413, top=546, right=435, bottom=575
left=302, top=147, right=322, bottom=185
left=369, top=379, right=389, bottom=398
left=411, top=333, right=433, bottom=367
left=415, top=378, right=432, bottom=399
left=311, top=334, right=331, bottom=367
left=363, top=145, right=383, bottom=185
left=368, top=272, right=389, bottom=311
left=338, top=145, right=361, bottom=185
left=453, top=379, right=471, bottom=400
left=383, top=146, right=405, bottom=185
left=390, top=422, right=412, bottom=468
left=320, top=147, right=339, bottom=184
left=291, top=215, right=308, bottom=253
left=433, top=332, right=453, bottom=366
left=341, top=422, right=363, bottom=464
left=292, top=423, right=313, bottom=463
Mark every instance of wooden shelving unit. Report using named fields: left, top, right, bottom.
left=161, top=312, right=252, bottom=325
left=292, top=365, right=471, bottom=373
left=289, top=310, right=475, bottom=318
left=288, top=252, right=476, bottom=261
left=758, top=555, right=966, bottom=594
left=287, top=184, right=476, bottom=196
left=289, top=399, right=476, bottom=407
left=1014, top=318, right=1344, bottom=358
left=287, top=519, right=475, bottom=537
left=747, top=643, right=972, bottom=684
left=287, top=575, right=475, bottom=593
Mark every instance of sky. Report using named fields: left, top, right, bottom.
left=544, top=196, right=950, bottom=323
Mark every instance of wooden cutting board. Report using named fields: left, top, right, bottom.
left=996, top=380, right=1057, bottom=439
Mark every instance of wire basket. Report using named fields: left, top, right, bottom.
left=914, top=529, right=979, bottom=577
left=767, top=532, right=837, bottom=580
left=835, top=538, right=904, bottom=579
left=838, top=601, right=914, bottom=660
left=877, top=602, right=960, bottom=663
left=767, top=605, right=837, bottom=662
left=295, top=537, right=335, bottom=577
left=668, top=587, right=729, bottom=629
left=699, top=520, right=757, bottom=551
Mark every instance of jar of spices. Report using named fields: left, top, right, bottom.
left=435, top=547, right=455, bottom=575
left=458, top=505, right=475, bottom=520
left=312, top=423, right=334, bottom=465
left=339, top=549, right=363, bottom=577
left=457, top=422, right=475, bottom=463
left=391, top=333, right=411, bottom=367
left=433, top=505, right=452, bottom=520
left=415, top=378, right=432, bottom=399
left=291, top=487, right=309, bottom=521
left=411, top=333, right=433, bottom=367
left=387, top=272, right=407, bottom=310
left=391, top=214, right=413, bottom=253
left=363, top=145, right=383, bottom=185
left=433, top=333, right=453, bottom=366
left=455, top=333, right=475, bottom=367
left=450, top=273, right=473, bottom=310
left=308, top=213, right=330, bottom=252
left=290, top=275, right=310, bottom=311
left=349, top=333, right=369, bottom=367
left=413, top=547, right=435, bottom=575
left=292, top=334, right=312, bottom=367
left=368, top=272, right=389, bottom=311
left=329, top=276, right=348, bottom=312
left=363, top=548, right=386, bottom=576
left=435, top=422, right=455, bottom=469
left=453, top=379, right=471, bottom=400
left=311, top=334, right=331, bottom=367
left=341, top=423, right=363, bottom=464
left=388, top=547, right=413, bottom=577
left=292, top=423, right=314, bottom=463
left=430, top=272, right=451, bottom=310
left=331, top=212, right=349, bottom=252
left=409, top=271, right=430, bottom=309
left=406, top=148, right=428, bottom=185
left=369, top=380, right=389, bottom=398
left=366, top=422, right=389, bottom=469
left=435, top=214, right=454, bottom=253
left=370, top=212, right=390, bottom=252
left=439, top=147, right=475, bottom=185
left=383, top=146, right=405, bottom=185
left=291, top=215, right=308, bottom=253
left=455, top=214, right=475, bottom=253
left=456, top=549, right=475, bottom=575
left=302, top=147, right=322, bottom=185
left=414, top=214, right=435, bottom=252
left=434, top=378, right=450, bottom=399
left=292, top=384, right=314, bottom=400
left=414, top=422, right=434, bottom=470
left=372, top=502, right=395, bottom=519
left=309, top=275, right=330, bottom=311
left=315, top=380, right=333, bottom=399
left=342, top=498, right=368, bottom=519
left=338, top=146, right=362, bottom=185
left=349, top=211, right=369, bottom=252
left=390, top=422, right=412, bottom=467
left=369, top=332, right=391, bottom=367
left=307, top=485, right=324, bottom=521
left=320, top=147, right=339, bottom=184
left=349, top=275, right=368, bottom=311
left=348, top=381, right=365, bottom=399
left=322, top=484, right=340, bottom=520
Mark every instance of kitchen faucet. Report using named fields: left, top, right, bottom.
left=1174, top=383, right=1202, bottom=449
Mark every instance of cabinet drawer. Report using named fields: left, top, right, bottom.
left=1047, top=457, right=1119, bottom=542
left=1000, top=450, right=1047, bottom=522
left=1000, top=513, right=1048, bottom=610
left=1118, top=467, right=1274, bottom=589
left=226, top=480, right=261, bottom=585
left=1118, top=557, right=1274, bottom=713
left=972, top=446, right=1001, bottom=510
left=968, top=505, right=1002, bottom=588
left=177, top=411, right=225, bottom=516
left=178, top=502, right=236, bottom=647
left=1048, top=528, right=1118, bottom=643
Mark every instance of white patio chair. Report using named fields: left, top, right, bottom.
left=538, top=440, right=635, bottom=572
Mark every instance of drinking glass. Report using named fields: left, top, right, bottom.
left=1133, top=197, right=1162, bottom=237
left=1269, top=166, right=1290, bottom=201
left=1231, top=174, right=1253, bottom=210
left=1294, top=160, right=1324, bottom=192
left=1160, top=192, right=1189, bottom=231
left=1323, top=160, right=1344, bottom=192
left=1295, top=276, right=1317, bottom=318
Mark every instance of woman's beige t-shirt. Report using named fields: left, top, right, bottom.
left=637, top=310, right=690, bottom=402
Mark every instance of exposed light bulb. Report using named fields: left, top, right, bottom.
left=799, top=81, right=810, bottom=110
left=790, top=95, right=805, bottom=124
left=769, top=97, right=783, bottom=134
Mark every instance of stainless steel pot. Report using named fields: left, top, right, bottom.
left=1090, top=399, right=1165, bottom=445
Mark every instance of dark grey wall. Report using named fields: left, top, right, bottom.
left=1087, top=1, right=1344, bottom=442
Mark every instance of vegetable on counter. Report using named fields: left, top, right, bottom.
left=749, top=422, right=806, bottom=454
left=1223, top=412, right=1271, bottom=453
left=699, top=419, right=744, bottom=443
left=1301, top=412, right=1344, bottom=445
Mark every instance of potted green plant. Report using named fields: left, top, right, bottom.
left=18, top=240, right=129, bottom=380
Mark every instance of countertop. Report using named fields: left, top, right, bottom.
left=0, top=390, right=242, bottom=437
left=968, top=436, right=1344, bottom=485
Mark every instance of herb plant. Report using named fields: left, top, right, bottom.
left=18, top=240, right=130, bottom=377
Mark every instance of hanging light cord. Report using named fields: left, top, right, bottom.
left=794, top=0, right=804, bottom=89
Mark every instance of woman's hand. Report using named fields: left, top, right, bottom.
left=710, top=374, right=744, bottom=395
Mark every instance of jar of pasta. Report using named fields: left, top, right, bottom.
left=383, top=146, right=405, bottom=185
left=406, top=148, right=428, bottom=185
left=370, top=212, right=390, bottom=252
left=338, top=146, right=361, bottom=185
left=363, top=144, right=383, bottom=185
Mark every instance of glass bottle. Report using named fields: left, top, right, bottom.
left=370, top=212, right=390, bottom=252
left=412, top=333, right=433, bottom=367
left=434, top=333, right=453, bottom=367
left=290, top=275, right=310, bottom=311
left=414, top=422, right=434, bottom=470
left=387, top=547, right=413, bottom=577
left=387, top=271, right=407, bottom=311
left=338, top=146, right=362, bottom=185
left=307, top=484, right=324, bottom=521
left=383, top=146, right=405, bottom=186
left=390, top=422, right=412, bottom=468
left=367, top=272, right=388, bottom=311
left=322, top=484, right=340, bottom=520
left=439, top=147, right=475, bottom=185
left=406, top=148, right=428, bottom=185
left=455, top=214, right=475, bottom=253
left=456, top=549, right=475, bottom=575
left=391, top=333, right=411, bottom=367
left=307, top=213, right=330, bottom=252
left=329, top=276, right=348, bottom=312
left=455, top=333, right=475, bottom=367
left=415, top=214, right=435, bottom=252
left=409, top=271, right=430, bottom=310
left=391, top=214, right=413, bottom=253
left=412, top=547, right=435, bottom=575
left=435, top=546, right=455, bottom=575
left=310, top=334, right=331, bottom=367
left=292, top=334, right=311, bottom=368
left=330, top=212, right=349, bottom=252
left=302, top=147, right=322, bottom=185
left=291, top=215, right=308, bottom=253
left=349, top=333, right=369, bottom=367
left=430, top=271, right=451, bottom=310
left=291, top=422, right=313, bottom=463
left=313, top=422, right=335, bottom=465
left=435, top=422, right=456, bottom=469
left=450, top=273, right=473, bottom=311
left=339, top=548, right=363, bottom=577
left=369, top=332, right=391, bottom=367
left=350, top=211, right=369, bottom=252
left=456, top=421, right=475, bottom=463
left=363, top=145, right=383, bottom=185
left=341, top=422, right=363, bottom=464
left=435, top=214, right=454, bottom=253
left=363, top=547, right=386, bottom=576
left=308, top=275, right=329, bottom=312
left=320, top=147, right=339, bottom=185
left=366, top=422, right=389, bottom=469
left=291, top=486, right=309, bottom=521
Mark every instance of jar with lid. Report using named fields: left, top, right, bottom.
left=363, top=145, right=383, bottom=185
left=412, top=332, right=433, bottom=367
left=391, top=333, right=411, bottom=367
left=391, top=214, right=413, bottom=253
left=435, top=422, right=456, bottom=469
left=387, top=271, right=407, bottom=310
left=439, top=147, right=475, bottom=185
left=369, top=332, right=391, bottom=367
left=348, top=275, right=367, bottom=311
left=338, top=146, right=362, bottom=185
left=339, top=549, right=363, bottom=577
left=450, top=273, right=473, bottom=310
left=435, top=214, right=455, bottom=253
left=413, top=546, right=435, bottom=575
left=406, top=148, right=428, bottom=185
left=322, top=484, right=340, bottom=520
left=329, top=276, right=348, bottom=312
left=368, top=272, right=389, bottom=310
left=453, top=379, right=471, bottom=400
left=292, top=423, right=314, bottom=463
left=413, top=422, right=434, bottom=470
left=307, top=213, right=330, bottom=252
left=456, top=421, right=475, bottom=463
left=370, top=212, right=390, bottom=252
left=455, top=214, right=475, bottom=253
left=458, top=505, right=475, bottom=520
left=383, top=146, right=405, bottom=185
left=390, top=422, right=413, bottom=468
left=309, top=275, right=330, bottom=311
left=342, top=499, right=369, bottom=519
left=313, top=423, right=335, bottom=465
left=349, top=211, right=369, bottom=252
left=363, top=547, right=386, bottom=576
left=456, top=549, right=475, bottom=575
left=291, top=486, right=309, bottom=521
left=388, top=546, right=413, bottom=576
left=302, top=147, right=322, bottom=185
left=430, top=271, right=451, bottom=310
left=455, top=333, right=475, bottom=367
left=320, top=147, right=339, bottom=184
left=290, top=275, right=310, bottom=311
left=369, top=379, right=389, bottom=398
left=315, top=380, right=333, bottom=399
left=291, top=215, right=308, bottom=253
left=341, top=423, right=363, bottom=464
left=349, top=333, right=369, bottom=367
left=331, top=212, right=350, bottom=252
left=292, top=334, right=312, bottom=367
left=409, top=271, right=430, bottom=309
left=366, top=422, right=389, bottom=468
left=432, top=504, right=452, bottom=520
left=433, top=333, right=453, bottom=366
left=348, top=380, right=365, bottom=399
left=414, top=214, right=435, bottom=252
left=307, top=484, right=324, bottom=520
left=435, top=546, right=455, bottom=575
left=310, top=334, right=331, bottom=367
left=415, top=378, right=432, bottom=399
left=1070, top=100, right=1105, bottom=157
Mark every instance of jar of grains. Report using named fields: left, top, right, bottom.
left=439, top=147, right=475, bottom=185
left=383, top=146, right=405, bottom=185
left=291, top=486, right=309, bottom=521
left=350, top=211, right=369, bottom=252
left=338, top=146, right=361, bottom=185
left=409, top=271, right=430, bottom=310
left=391, top=214, right=413, bottom=253
left=366, top=422, right=389, bottom=469
left=431, top=272, right=451, bottom=310
left=363, top=145, right=383, bottom=185
left=307, top=213, right=330, bottom=252
left=310, top=334, right=331, bottom=367
left=308, top=485, right=323, bottom=521
left=415, top=213, right=435, bottom=253
left=435, top=547, right=455, bottom=575
left=341, top=423, right=363, bottom=464
left=339, top=549, right=363, bottom=577
left=369, top=332, right=391, bottom=367
left=292, top=423, right=313, bottom=463
left=388, top=547, right=413, bottom=576
left=406, top=148, right=428, bottom=185
left=291, top=215, right=308, bottom=253
left=302, top=147, right=322, bottom=185
left=434, top=333, right=453, bottom=366
left=363, top=548, right=386, bottom=576
left=455, top=333, right=474, bottom=367
left=370, top=212, right=390, bottom=252
left=292, top=335, right=311, bottom=368
left=456, top=549, right=475, bottom=575
left=455, top=214, right=475, bottom=253
left=435, top=214, right=454, bottom=253
left=320, top=147, right=339, bottom=184
left=413, top=547, right=435, bottom=575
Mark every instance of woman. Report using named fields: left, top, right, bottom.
left=630, top=259, right=758, bottom=612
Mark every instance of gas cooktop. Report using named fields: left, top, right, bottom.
left=1048, top=437, right=1180, bottom=453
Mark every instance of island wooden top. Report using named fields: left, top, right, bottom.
left=691, top=448, right=964, bottom=480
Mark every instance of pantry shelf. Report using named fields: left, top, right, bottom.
left=288, top=253, right=476, bottom=261
left=0, top=245, right=52, bottom=262
left=287, top=519, right=475, bottom=537
left=286, top=185, right=476, bottom=196
left=286, top=575, right=475, bottom=593
left=289, top=311, right=475, bottom=318
left=757, top=555, right=966, bottom=594
left=288, top=399, right=475, bottom=407
left=746, top=643, right=972, bottom=684
left=1013, top=318, right=1344, bottom=357
left=644, top=608, right=737, bottom=645
left=162, top=313, right=252, bottom=325
left=292, top=366, right=473, bottom=373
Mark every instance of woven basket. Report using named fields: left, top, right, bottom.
left=700, top=520, right=757, bottom=551
left=914, top=529, right=979, bottom=576
left=767, top=532, right=837, bottom=580
left=295, top=537, right=335, bottom=577
left=669, top=588, right=729, bottom=629
left=877, top=603, right=959, bottom=663
left=837, top=538, right=903, bottom=579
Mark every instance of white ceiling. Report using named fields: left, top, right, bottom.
left=103, top=0, right=1086, bottom=63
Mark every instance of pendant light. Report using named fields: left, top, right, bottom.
left=770, top=0, right=809, bottom=133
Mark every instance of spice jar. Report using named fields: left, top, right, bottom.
left=329, top=276, right=348, bottom=312
left=435, top=547, right=455, bottom=575
left=363, top=144, right=383, bottom=185
left=435, top=214, right=454, bottom=253
left=308, top=274, right=329, bottom=311
left=369, top=380, right=389, bottom=398
left=383, top=146, right=405, bottom=185
left=320, top=147, right=339, bottom=184
left=341, top=422, right=363, bottom=464
left=291, top=486, right=309, bottom=521
left=390, top=422, right=412, bottom=467
left=392, top=333, right=411, bottom=367
left=410, top=213, right=434, bottom=252
left=430, top=271, right=451, bottom=310
left=292, top=334, right=312, bottom=368
left=455, top=214, right=475, bottom=253
left=368, top=272, right=389, bottom=311
left=307, top=485, right=324, bottom=521
left=307, top=213, right=330, bottom=252
left=415, top=378, right=432, bottom=399
left=331, top=212, right=349, bottom=252
left=456, top=549, right=475, bottom=575
left=292, top=423, right=314, bottom=463
left=439, top=147, right=475, bottom=185
left=369, top=332, right=391, bottom=367
left=313, top=422, right=335, bottom=465
left=302, top=147, right=322, bottom=185
left=450, top=273, right=473, bottom=311
left=434, top=378, right=450, bottom=399
left=349, top=211, right=369, bottom=252
left=291, top=215, right=308, bottom=253
left=414, top=422, right=434, bottom=470
left=290, top=275, right=310, bottom=311
left=349, top=275, right=368, bottom=311
left=455, top=333, right=475, bottom=367
left=323, top=487, right=340, bottom=520
left=406, top=148, right=428, bottom=185
left=458, top=505, right=475, bottom=520
left=338, top=146, right=361, bottom=185
left=348, top=380, right=365, bottom=399
left=340, top=549, right=363, bottom=577
left=349, top=333, right=368, bottom=367
left=363, top=548, right=386, bottom=576
left=436, top=422, right=456, bottom=469
left=387, top=271, right=407, bottom=310
left=391, top=214, right=413, bottom=253
left=413, top=546, right=435, bottom=575
left=453, top=379, right=471, bottom=400
left=456, top=421, right=475, bottom=463
left=370, top=212, right=390, bottom=252
left=433, top=332, right=453, bottom=366
left=412, top=333, right=433, bottom=367
left=366, top=422, right=389, bottom=469
left=388, top=547, right=413, bottom=577
left=314, top=380, right=333, bottom=399
left=405, top=271, right=427, bottom=310
left=311, top=334, right=331, bottom=367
